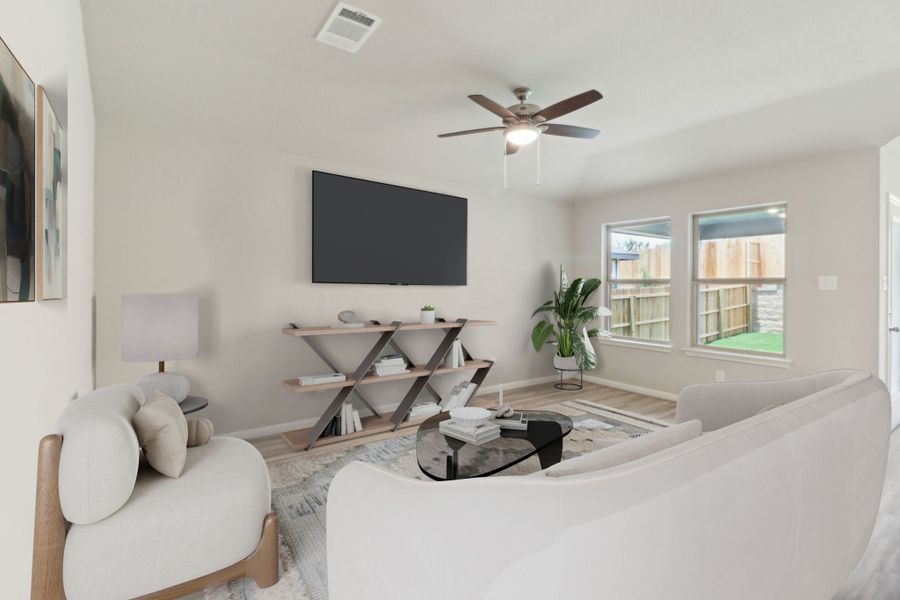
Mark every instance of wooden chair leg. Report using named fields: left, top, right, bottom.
left=246, top=512, right=280, bottom=588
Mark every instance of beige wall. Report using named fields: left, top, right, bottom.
left=93, top=123, right=572, bottom=436
left=574, top=150, right=881, bottom=393
left=0, top=0, right=95, bottom=594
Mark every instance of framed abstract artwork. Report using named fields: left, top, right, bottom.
left=36, top=85, right=64, bottom=299
left=0, top=35, right=35, bottom=302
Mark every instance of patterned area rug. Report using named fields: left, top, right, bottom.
left=205, top=400, right=666, bottom=600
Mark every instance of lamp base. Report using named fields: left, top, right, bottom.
left=138, top=371, right=191, bottom=403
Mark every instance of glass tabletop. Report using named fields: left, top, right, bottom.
left=416, top=410, right=573, bottom=481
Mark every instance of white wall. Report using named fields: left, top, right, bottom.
left=0, top=0, right=95, bottom=595
left=93, top=122, right=572, bottom=436
left=573, top=150, right=880, bottom=394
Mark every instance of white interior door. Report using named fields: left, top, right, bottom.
left=888, top=196, right=900, bottom=428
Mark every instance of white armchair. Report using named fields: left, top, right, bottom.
left=31, top=384, right=279, bottom=600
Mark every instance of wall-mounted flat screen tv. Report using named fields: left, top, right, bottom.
left=312, top=171, right=467, bottom=285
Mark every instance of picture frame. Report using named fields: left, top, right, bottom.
left=36, top=85, right=65, bottom=300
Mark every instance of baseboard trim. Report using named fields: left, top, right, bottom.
left=582, top=375, right=678, bottom=402
left=477, top=374, right=558, bottom=395
left=226, top=374, right=561, bottom=440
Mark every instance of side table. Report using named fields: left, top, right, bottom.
left=180, top=395, right=209, bottom=415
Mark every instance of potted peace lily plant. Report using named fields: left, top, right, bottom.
left=531, top=266, right=610, bottom=371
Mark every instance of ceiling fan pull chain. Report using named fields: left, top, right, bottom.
left=503, top=137, right=508, bottom=189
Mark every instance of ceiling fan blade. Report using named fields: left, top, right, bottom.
left=541, top=123, right=600, bottom=139
left=534, top=90, right=603, bottom=123
left=505, top=141, right=518, bottom=156
left=468, top=94, right=517, bottom=120
left=437, top=126, right=506, bottom=138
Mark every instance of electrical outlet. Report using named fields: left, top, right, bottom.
left=715, top=370, right=726, bottom=382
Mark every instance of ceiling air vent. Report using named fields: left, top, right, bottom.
left=316, top=3, right=382, bottom=53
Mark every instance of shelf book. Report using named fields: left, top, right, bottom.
left=281, top=317, right=495, bottom=450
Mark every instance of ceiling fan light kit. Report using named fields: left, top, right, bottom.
left=439, top=86, right=603, bottom=186
left=505, top=123, right=540, bottom=146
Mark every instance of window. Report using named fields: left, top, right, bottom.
left=692, top=205, right=786, bottom=355
left=606, top=219, right=671, bottom=344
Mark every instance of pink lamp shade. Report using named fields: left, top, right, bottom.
left=122, top=294, right=199, bottom=362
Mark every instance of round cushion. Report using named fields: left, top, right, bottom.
left=187, top=416, right=214, bottom=447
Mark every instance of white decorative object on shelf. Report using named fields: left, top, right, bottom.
left=420, top=306, right=436, bottom=324
left=300, top=372, right=346, bottom=386
left=449, top=406, right=491, bottom=427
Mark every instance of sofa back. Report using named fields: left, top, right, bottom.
left=57, top=384, right=144, bottom=524
left=327, top=371, right=891, bottom=600
left=675, top=368, right=864, bottom=431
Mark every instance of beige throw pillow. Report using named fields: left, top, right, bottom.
left=132, top=391, right=188, bottom=477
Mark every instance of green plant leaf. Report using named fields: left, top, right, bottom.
left=531, top=321, right=555, bottom=352
left=586, top=328, right=601, bottom=338
left=576, top=306, right=599, bottom=324
left=531, top=301, right=553, bottom=318
left=580, top=278, right=601, bottom=300
left=573, top=326, right=597, bottom=370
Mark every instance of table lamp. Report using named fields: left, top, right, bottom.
left=122, top=293, right=199, bottom=403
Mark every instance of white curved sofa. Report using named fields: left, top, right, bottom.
left=327, top=370, right=890, bottom=600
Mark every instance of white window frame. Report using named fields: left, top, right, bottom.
left=603, top=217, right=672, bottom=347
left=688, top=203, right=788, bottom=361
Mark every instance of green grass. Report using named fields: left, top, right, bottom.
left=707, top=332, right=783, bottom=354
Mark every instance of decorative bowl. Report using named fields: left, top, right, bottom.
left=449, top=406, right=491, bottom=427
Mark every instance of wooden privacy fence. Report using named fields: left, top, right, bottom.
left=613, top=236, right=784, bottom=280
left=609, top=284, right=751, bottom=343
left=697, top=285, right=751, bottom=342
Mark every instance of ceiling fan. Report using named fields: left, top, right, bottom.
left=438, top=87, right=603, bottom=155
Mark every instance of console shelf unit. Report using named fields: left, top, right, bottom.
left=281, top=318, right=495, bottom=450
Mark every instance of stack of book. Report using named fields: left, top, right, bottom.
left=440, top=381, right=478, bottom=412
left=299, top=372, right=347, bottom=386
left=323, top=402, right=364, bottom=437
left=407, top=401, right=440, bottom=420
left=372, top=354, right=409, bottom=377
left=444, top=340, right=466, bottom=369
left=439, top=419, right=501, bottom=445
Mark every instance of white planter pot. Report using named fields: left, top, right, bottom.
left=553, top=355, right=579, bottom=371
left=420, top=310, right=435, bottom=324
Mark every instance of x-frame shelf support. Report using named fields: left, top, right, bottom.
left=303, top=321, right=402, bottom=449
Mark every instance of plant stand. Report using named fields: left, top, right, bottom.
left=280, top=318, right=495, bottom=450
left=554, top=367, right=583, bottom=391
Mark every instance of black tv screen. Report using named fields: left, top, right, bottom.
left=312, top=171, right=467, bottom=285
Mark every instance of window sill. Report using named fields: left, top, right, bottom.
left=596, top=338, right=673, bottom=353
left=681, top=347, right=792, bottom=369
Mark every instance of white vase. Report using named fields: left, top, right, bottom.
left=420, top=310, right=435, bottom=324
left=553, top=355, right=579, bottom=371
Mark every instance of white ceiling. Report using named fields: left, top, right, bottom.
left=80, top=0, right=900, bottom=201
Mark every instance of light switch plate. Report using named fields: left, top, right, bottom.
left=818, top=275, right=838, bottom=291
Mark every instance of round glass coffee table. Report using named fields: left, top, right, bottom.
left=416, top=410, right=573, bottom=481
